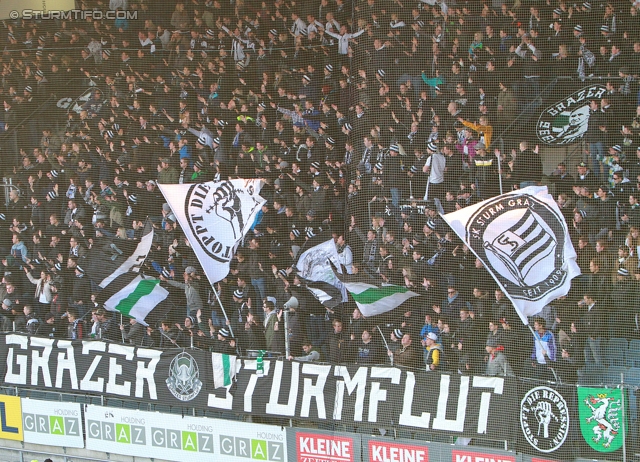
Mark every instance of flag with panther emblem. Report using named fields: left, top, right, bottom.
left=158, top=179, right=266, bottom=285
left=577, top=387, right=626, bottom=453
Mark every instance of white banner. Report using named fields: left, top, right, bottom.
left=441, top=186, right=580, bottom=324
left=85, top=405, right=287, bottom=462
left=21, top=399, right=84, bottom=448
left=158, top=179, right=266, bottom=285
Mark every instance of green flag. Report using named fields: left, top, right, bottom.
left=577, top=387, right=626, bottom=453
left=98, top=273, right=172, bottom=326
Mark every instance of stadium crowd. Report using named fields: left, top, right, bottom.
left=0, top=0, right=640, bottom=383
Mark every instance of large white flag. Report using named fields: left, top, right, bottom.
left=158, top=179, right=266, bottom=285
left=441, top=186, right=580, bottom=325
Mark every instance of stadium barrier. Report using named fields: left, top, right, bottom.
left=0, top=333, right=637, bottom=460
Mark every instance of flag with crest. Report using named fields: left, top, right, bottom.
left=441, top=186, right=580, bottom=325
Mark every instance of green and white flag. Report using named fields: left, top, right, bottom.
left=332, top=264, right=420, bottom=317
left=341, top=282, right=420, bottom=317
left=98, top=273, right=172, bottom=326
left=577, top=387, right=626, bottom=453
left=344, top=282, right=418, bottom=318
left=212, top=353, right=237, bottom=388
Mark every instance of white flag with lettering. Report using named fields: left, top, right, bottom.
left=441, top=186, right=580, bottom=325
left=158, top=179, right=266, bottom=285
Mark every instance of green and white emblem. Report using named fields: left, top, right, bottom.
left=577, top=387, right=626, bottom=452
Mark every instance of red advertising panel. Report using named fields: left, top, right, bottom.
left=451, top=449, right=516, bottom=462
left=368, top=440, right=428, bottom=462
left=296, top=432, right=354, bottom=462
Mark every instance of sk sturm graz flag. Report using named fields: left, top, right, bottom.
left=577, top=387, right=627, bottom=453
left=536, top=83, right=606, bottom=145
left=158, top=179, right=266, bottom=285
left=442, top=186, right=581, bottom=325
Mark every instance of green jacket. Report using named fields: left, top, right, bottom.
left=158, top=166, right=179, bottom=184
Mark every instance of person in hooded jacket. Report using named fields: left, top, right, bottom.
left=485, top=336, right=514, bottom=376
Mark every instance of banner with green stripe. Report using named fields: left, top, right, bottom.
left=212, top=353, right=237, bottom=389
left=341, top=281, right=420, bottom=317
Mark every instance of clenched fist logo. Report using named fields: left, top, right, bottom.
left=534, top=401, right=558, bottom=438
left=207, top=182, right=244, bottom=239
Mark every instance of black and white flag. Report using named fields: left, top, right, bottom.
left=441, top=186, right=581, bottom=324
left=85, top=219, right=154, bottom=288
left=158, top=179, right=266, bottom=284
left=295, top=234, right=347, bottom=308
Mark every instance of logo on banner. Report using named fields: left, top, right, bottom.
left=451, top=449, right=515, bottom=462
left=23, top=412, right=81, bottom=437
left=536, top=84, right=606, bottom=145
left=0, top=396, right=23, bottom=441
left=521, top=386, right=569, bottom=453
left=297, top=432, right=354, bottom=462
left=577, top=387, right=625, bottom=452
left=21, top=399, right=84, bottom=448
left=370, top=441, right=428, bottom=462
left=185, top=181, right=262, bottom=263
left=466, top=194, right=566, bottom=301
left=220, top=434, right=285, bottom=460
left=166, top=352, right=203, bottom=401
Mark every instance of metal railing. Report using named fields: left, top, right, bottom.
left=564, top=139, right=586, bottom=165
left=0, top=94, right=58, bottom=142
left=496, top=76, right=562, bottom=143
left=1, top=177, right=22, bottom=208
left=0, top=445, right=110, bottom=462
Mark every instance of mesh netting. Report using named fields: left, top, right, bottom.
left=0, top=0, right=639, bottom=457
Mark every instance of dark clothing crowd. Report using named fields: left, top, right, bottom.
left=0, top=0, right=640, bottom=383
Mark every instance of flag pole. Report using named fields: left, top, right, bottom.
left=159, top=327, right=179, bottom=347
left=376, top=325, right=393, bottom=366
left=211, top=283, right=239, bottom=355
left=120, top=313, right=125, bottom=343
left=526, top=323, right=560, bottom=384
left=211, top=283, right=233, bottom=336
left=283, top=309, right=290, bottom=358
left=424, top=175, right=431, bottom=201
left=495, top=149, right=504, bottom=195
